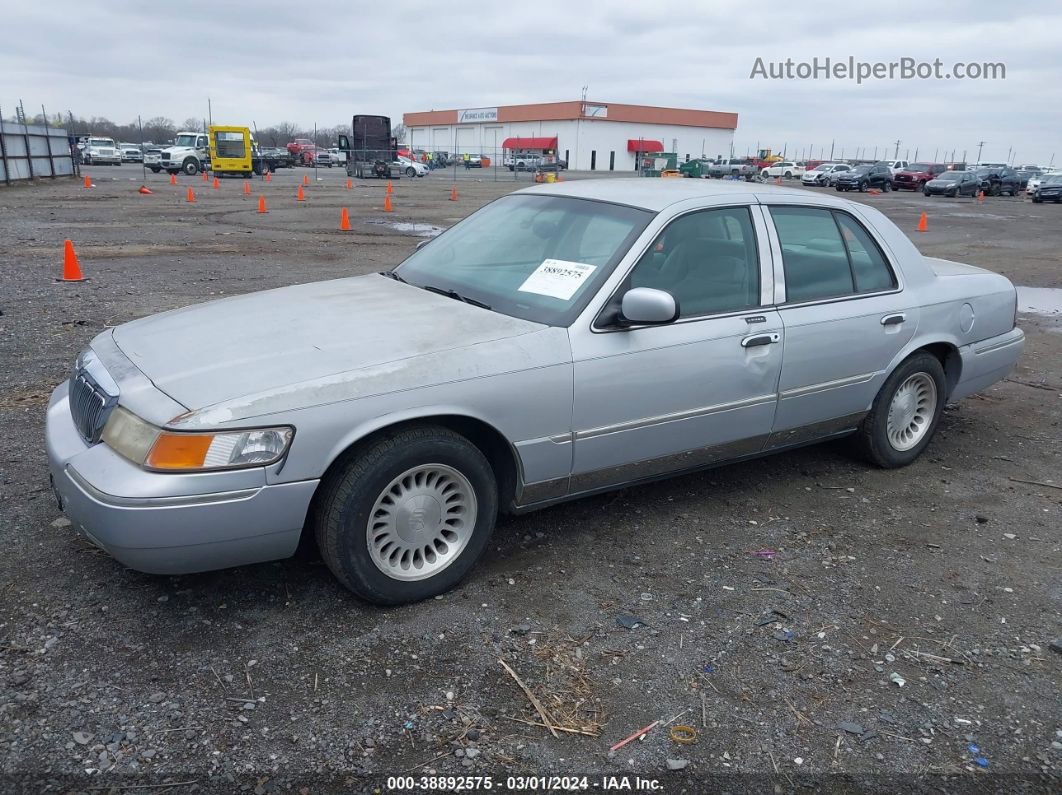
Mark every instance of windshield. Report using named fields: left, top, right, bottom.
left=1046, top=176, right=1062, bottom=185
left=89, top=138, right=112, bottom=146
left=848, top=166, right=871, bottom=174
left=937, top=172, right=964, bottom=180
left=907, top=163, right=931, bottom=171
left=174, top=134, right=199, bottom=147
left=395, top=194, right=653, bottom=326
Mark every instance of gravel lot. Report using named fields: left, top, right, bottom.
left=1, top=165, right=1059, bottom=793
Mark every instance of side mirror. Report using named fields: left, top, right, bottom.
left=337, top=134, right=350, bottom=151
left=620, top=288, right=679, bottom=326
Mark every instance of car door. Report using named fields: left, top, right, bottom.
left=761, top=202, right=918, bottom=446
left=567, top=204, right=784, bottom=494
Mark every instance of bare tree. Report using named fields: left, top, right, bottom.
left=391, top=123, right=407, bottom=143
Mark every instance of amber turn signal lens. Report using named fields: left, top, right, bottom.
left=145, top=433, right=215, bottom=470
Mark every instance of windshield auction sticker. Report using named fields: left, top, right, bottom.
left=518, top=259, right=597, bottom=300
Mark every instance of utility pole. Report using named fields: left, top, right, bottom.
left=975, top=140, right=985, bottom=164
left=830, top=140, right=835, bottom=160
left=894, top=139, right=901, bottom=159
left=574, top=84, right=587, bottom=171
left=208, top=98, right=213, bottom=127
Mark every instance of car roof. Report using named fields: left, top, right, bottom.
left=520, top=177, right=811, bottom=211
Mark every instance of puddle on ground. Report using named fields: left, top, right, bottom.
left=366, top=219, right=445, bottom=237
left=1016, top=286, right=1062, bottom=318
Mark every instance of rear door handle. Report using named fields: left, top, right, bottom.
left=881, top=313, right=906, bottom=326
left=741, top=332, right=781, bottom=348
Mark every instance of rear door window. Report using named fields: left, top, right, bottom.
left=771, top=207, right=897, bottom=302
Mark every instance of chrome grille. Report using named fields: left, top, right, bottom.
left=69, top=371, right=116, bottom=444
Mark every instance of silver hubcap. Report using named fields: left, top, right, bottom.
left=366, top=464, right=477, bottom=581
left=886, top=372, right=937, bottom=451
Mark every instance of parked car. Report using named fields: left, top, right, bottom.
left=507, top=155, right=541, bottom=171
left=801, top=163, right=850, bottom=186
left=834, top=163, right=893, bottom=191
left=260, top=148, right=295, bottom=170
left=298, top=147, right=332, bottom=167
left=1025, top=171, right=1059, bottom=194
left=892, top=163, right=949, bottom=191
left=879, top=159, right=910, bottom=175
left=120, top=145, right=143, bottom=163
left=329, top=147, right=348, bottom=165
left=397, top=156, right=428, bottom=177
left=46, top=180, right=1024, bottom=604
left=463, top=154, right=484, bottom=168
left=1031, top=174, right=1062, bottom=203
left=923, top=170, right=981, bottom=197
left=1014, top=169, right=1040, bottom=190
left=761, top=161, right=804, bottom=179
left=975, top=166, right=1020, bottom=196
left=707, top=158, right=758, bottom=179
left=143, top=148, right=163, bottom=172
left=81, top=137, right=121, bottom=166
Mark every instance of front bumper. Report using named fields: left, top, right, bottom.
left=45, top=382, right=318, bottom=575
left=87, top=155, right=121, bottom=164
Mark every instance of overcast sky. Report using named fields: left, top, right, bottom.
left=5, top=0, right=1059, bottom=164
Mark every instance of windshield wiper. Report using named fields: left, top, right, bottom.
left=421, top=284, right=492, bottom=310
left=379, top=270, right=408, bottom=284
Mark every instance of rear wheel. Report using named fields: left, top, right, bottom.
left=314, top=426, right=498, bottom=605
left=854, top=352, right=946, bottom=468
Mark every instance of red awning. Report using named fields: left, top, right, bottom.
left=628, top=139, right=664, bottom=152
left=501, top=137, right=558, bottom=150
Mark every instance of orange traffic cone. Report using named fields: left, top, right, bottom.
left=169, top=173, right=177, bottom=185
left=257, top=196, right=267, bottom=213
left=345, top=179, right=352, bottom=190
left=297, top=184, right=305, bottom=202
left=977, top=190, right=985, bottom=203
left=383, top=194, right=393, bottom=212
left=83, top=175, right=92, bottom=189
left=211, top=177, right=218, bottom=189
left=339, top=207, right=351, bottom=230
left=201, top=171, right=208, bottom=182
left=265, top=172, right=272, bottom=183
left=302, top=174, right=309, bottom=186
left=138, top=186, right=152, bottom=195
left=386, top=180, right=393, bottom=195
left=186, top=187, right=195, bottom=203
left=59, top=240, right=87, bottom=282
left=917, top=211, right=928, bottom=232
left=449, top=185, right=458, bottom=201
left=243, top=181, right=251, bottom=195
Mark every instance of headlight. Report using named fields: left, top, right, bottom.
left=101, top=406, right=293, bottom=471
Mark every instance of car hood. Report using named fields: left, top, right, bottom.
left=111, top=274, right=546, bottom=413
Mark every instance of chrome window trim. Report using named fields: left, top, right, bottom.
left=761, top=205, right=905, bottom=308
left=590, top=203, right=767, bottom=333
left=575, top=393, right=777, bottom=440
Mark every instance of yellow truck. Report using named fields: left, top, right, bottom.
left=207, top=125, right=264, bottom=177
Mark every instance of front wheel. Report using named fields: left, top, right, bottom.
left=883, top=181, right=892, bottom=192
left=314, top=426, right=498, bottom=605
left=405, top=166, right=416, bottom=177
left=923, top=188, right=931, bottom=196
left=859, top=181, right=868, bottom=192
left=149, top=166, right=161, bottom=173
left=182, top=158, right=199, bottom=176
left=854, top=352, right=946, bottom=468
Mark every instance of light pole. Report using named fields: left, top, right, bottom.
left=976, top=140, right=985, bottom=164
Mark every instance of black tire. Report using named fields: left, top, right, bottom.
left=859, top=181, right=868, bottom=192
left=149, top=166, right=161, bottom=173
left=923, top=188, right=931, bottom=197
left=1032, top=196, right=1042, bottom=203
left=405, top=166, right=416, bottom=177
left=314, top=426, right=498, bottom=605
left=883, top=181, right=892, bottom=192
left=182, top=158, right=199, bottom=176
left=836, top=186, right=843, bottom=191
left=854, top=352, right=946, bottom=468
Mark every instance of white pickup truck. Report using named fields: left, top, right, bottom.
left=159, top=132, right=210, bottom=175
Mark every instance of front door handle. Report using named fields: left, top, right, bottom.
left=881, top=313, right=906, bottom=326
left=741, top=332, right=781, bottom=348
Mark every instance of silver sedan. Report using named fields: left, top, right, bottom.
left=46, top=180, right=1024, bottom=604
